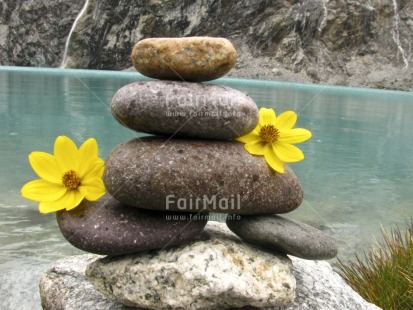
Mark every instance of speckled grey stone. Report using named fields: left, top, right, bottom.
left=39, top=254, right=134, bottom=310
left=226, top=214, right=338, bottom=260
left=39, top=223, right=381, bottom=310
left=131, top=37, right=237, bottom=82
left=103, top=137, right=303, bottom=215
left=111, top=80, right=258, bottom=139
left=56, top=194, right=208, bottom=255
left=85, top=221, right=295, bottom=309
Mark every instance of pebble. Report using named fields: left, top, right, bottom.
left=103, top=137, right=304, bottom=215
left=226, top=214, right=338, bottom=260
left=111, top=80, right=258, bottom=139
left=56, top=194, right=208, bottom=255
left=131, top=37, right=237, bottom=81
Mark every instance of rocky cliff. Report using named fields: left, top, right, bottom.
left=1, top=0, right=412, bottom=90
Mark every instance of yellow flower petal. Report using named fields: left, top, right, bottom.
left=79, top=138, right=98, bottom=158
left=264, top=149, right=284, bottom=173
left=273, top=143, right=304, bottom=162
left=274, top=111, right=297, bottom=131
left=244, top=140, right=269, bottom=156
left=64, top=190, right=86, bottom=211
left=78, top=156, right=104, bottom=179
left=79, top=176, right=106, bottom=201
left=236, top=131, right=260, bottom=144
left=21, top=179, right=67, bottom=202
left=278, top=128, right=312, bottom=144
left=95, top=159, right=105, bottom=178
left=77, top=138, right=98, bottom=176
left=38, top=202, right=66, bottom=214
left=54, top=136, right=79, bottom=172
left=38, top=190, right=85, bottom=213
left=259, top=108, right=277, bottom=126
left=79, top=158, right=104, bottom=179
left=28, top=152, right=61, bottom=184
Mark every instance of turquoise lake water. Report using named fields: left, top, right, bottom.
left=0, top=66, right=412, bottom=309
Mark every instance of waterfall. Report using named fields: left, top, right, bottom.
left=318, top=0, right=328, bottom=34
left=60, top=0, right=90, bottom=68
left=391, top=0, right=409, bottom=70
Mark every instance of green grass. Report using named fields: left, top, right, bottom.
left=338, top=220, right=413, bottom=310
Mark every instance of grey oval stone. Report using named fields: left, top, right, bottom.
left=111, top=80, right=259, bottom=140
left=103, top=137, right=303, bottom=215
left=131, top=37, right=237, bottom=82
left=56, top=194, right=208, bottom=255
left=226, top=214, right=338, bottom=260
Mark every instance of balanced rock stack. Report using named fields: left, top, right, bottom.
left=56, top=37, right=338, bottom=310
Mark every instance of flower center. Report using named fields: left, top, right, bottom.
left=259, top=125, right=279, bottom=143
left=62, top=170, right=81, bottom=190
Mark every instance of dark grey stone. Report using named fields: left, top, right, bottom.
left=226, top=214, right=338, bottom=260
left=56, top=193, right=208, bottom=256
left=103, top=137, right=304, bottom=215
left=111, top=80, right=258, bottom=139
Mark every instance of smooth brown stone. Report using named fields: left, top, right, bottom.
left=131, top=37, right=237, bottom=81
left=111, top=80, right=258, bottom=140
left=56, top=194, right=208, bottom=255
left=103, top=137, right=304, bottom=215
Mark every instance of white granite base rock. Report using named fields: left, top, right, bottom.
left=85, top=221, right=295, bottom=309
left=39, top=222, right=382, bottom=310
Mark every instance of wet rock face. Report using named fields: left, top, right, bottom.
left=0, top=0, right=85, bottom=66
left=111, top=80, right=258, bottom=139
left=103, top=137, right=304, bottom=215
left=1, top=0, right=412, bottom=90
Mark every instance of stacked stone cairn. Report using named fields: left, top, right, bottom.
left=56, top=37, right=338, bottom=310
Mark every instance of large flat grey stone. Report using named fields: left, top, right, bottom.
left=103, top=137, right=303, bottom=215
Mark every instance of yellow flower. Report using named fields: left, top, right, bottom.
left=237, top=108, right=312, bottom=173
left=21, top=136, right=106, bottom=214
